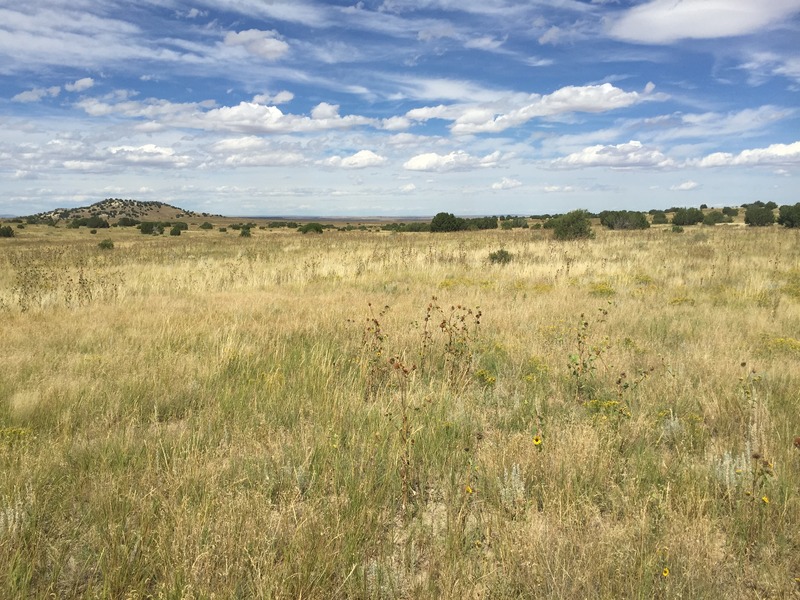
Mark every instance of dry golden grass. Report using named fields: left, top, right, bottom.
left=1, top=223, right=799, bottom=598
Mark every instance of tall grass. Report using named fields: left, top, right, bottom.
left=1, top=225, right=799, bottom=597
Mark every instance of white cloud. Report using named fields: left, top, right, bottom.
left=492, top=177, right=522, bottom=190
left=670, top=180, right=700, bottom=191
left=691, top=141, right=800, bottom=167
left=65, top=77, right=94, bottom=92
left=323, top=150, right=387, bottom=169
left=108, top=144, right=191, bottom=167
left=403, top=150, right=503, bottom=172
left=464, top=36, right=505, bottom=51
left=551, top=140, right=675, bottom=169
left=310, top=102, right=341, bottom=120
left=252, top=90, right=294, bottom=104
left=224, top=29, right=289, bottom=61
left=543, top=185, right=576, bottom=193
left=609, top=0, right=800, bottom=44
left=13, top=86, right=60, bottom=102
left=405, top=83, right=664, bottom=135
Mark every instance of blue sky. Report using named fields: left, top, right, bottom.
left=1, top=0, right=799, bottom=217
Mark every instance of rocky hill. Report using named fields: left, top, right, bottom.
left=27, top=199, right=213, bottom=224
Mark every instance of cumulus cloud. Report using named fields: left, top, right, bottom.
left=322, top=150, right=387, bottom=169
left=108, top=144, right=191, bottom=167
left=65, top=77, right=94, bottom=92
left=609, top=0, right=800, bottom=44
left=403, top=150, right=502, bottom=172
left=670, top=180, right=700, bottom=191
left=406, top=83, right=663, bottom=135
left=491, top=177, right=522, bottom=190
left=551, top=140, right=675, bottom=169
left=224, top=29, right=289, bottom=60
left=252, top=90, right=294, bottom=104
left=13, top=86, right=60, bottom=102
left=691, top=141, right=800, bottom=167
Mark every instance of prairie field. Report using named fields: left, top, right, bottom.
left=1, top=223, right=799, bottom=598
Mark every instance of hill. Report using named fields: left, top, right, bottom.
left=24, top=199, right=214, bottom=224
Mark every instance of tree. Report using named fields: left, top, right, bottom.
left=777, top=203, right=800, bottom=228
left=671, top=208, right=704, bottom=226
left=702, top=210, right=727, bottom=226
left=298, top=222, right=324, bottom=234
left=0, top=225, right=14, bottom=238
left=430, top=212, right=465, bottom=232
left=651, top=211, right=668, bottom=225
left=598, top=210, right=649, bottom=230
left=551, top=210, right=594, bottom=240
left=744, top=205, right=775, bottom=227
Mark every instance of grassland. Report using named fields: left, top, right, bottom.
left=1, top=223, right=799, bottom=598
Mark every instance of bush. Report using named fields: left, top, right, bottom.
left=702, top=210, right=727, bottom=226
left=671, top=208, right=704, bottom=226
left=598, top=210, right=650, bottom=230
left=139, top=222, right=164, bottom=235
left=240, top=227, right=252, bottom=237
left=299, top=222, right=324, bottom=234
left=651, top=211, right=668, bottom=225
left=430, top=212, right=465, bottom=232
left=722, top=206, right=739, bottom=217
left=90, top=229, right=98, bottom=234
left=744, top=205, right=775, bottom=227
left=777, top=203, right=800, bottom=228
left=98, top=239, right=114, bottom=250
left=488, top=249, right=513, bottom=264
left=199, top=221, right=214, bottom=230
left=170, top=226, right=182, bottom=236
left=671, top=225, right=684, bottom=233
left=219, top=227, right=227, bottom=233
left=0, top=225, right=14, bottom=238
left=551, top=210, right=594, bottom=241
left=117, top=217, right=140, bottom=227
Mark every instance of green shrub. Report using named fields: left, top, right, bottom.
left=551, top=210, right=594, bottom=240
left=170, top=226, right=182, bottom=236
left=744, top=205, right=775, bottom=227
left=651, top=211, right=668, bottom=225
left=671, top=225, right=684, bottom=233
left=219, top=227, right=227, bottom=233
left=598, top=210, right=649, bottom=230
left=430, top=212, right=465, bottom=232
left=98, top=239, right=114, bottom=250
left=139, top=222, right=164, bottom=235
left=0, top=225, right=14, bottom=238
left=777, top=203, right=800, bottom=228
left=117, top=217, right=140, bottom=227
left=299, top=222, right=324, bottom=234
left=671, top=208, right=704, bottom=226
left=89, top=229, right=98, bottom=234
left=488, top=249, right=513, bottom=264
left=702, top=210, right=727, bottom=226
left=722, top=206, right=739, bottom=217
left=240, top=227, right=252, bottom=237
left=199, top=221, right=214, bottom=230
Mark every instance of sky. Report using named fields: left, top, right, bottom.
left=1, top=0, right=799, bottom=217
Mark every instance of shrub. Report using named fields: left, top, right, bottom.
left=702, top=210, right=727, bottom=226
left=651, top=211, right=668, bottom=225
left=598, top=210, right=650, bottom=230
left=671, top=225, right=684, bottom=233
left=551, top=210, right=594, bottom=240
left=430, top=212, right=465, bottom=232
left=170, top=226, right=182, bottom=236
left=299, top=222, right=324, bottom=234
left=139, top=222, right=164, bottom=235
left=671, top=208, right=704, bottom=226
left=199, top=221, right=214, bottom=230
left=744, top=205, right=775, bottom=227
left=240, top=227, right=252, bottom=237
left=777, top=203, right=800, bottom=228
left=98, top=239, right=114, bottom=250
left=219, top=227, right=227, bottom=233
left=488, top=249, right=512, bottom=264
left=90, top=229, right=98, bottom=234
left=117, top=217, right=140, bottom=227
left=0, top=225, right=14, bottom=238
left=722, top=206, right=739, bottom=217
left=86, top=216, right=110, bottom=229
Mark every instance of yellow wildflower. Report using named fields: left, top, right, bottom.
left=662, top=567, right=670, bottom=578
left=533, top=435, right=543, bottom=446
